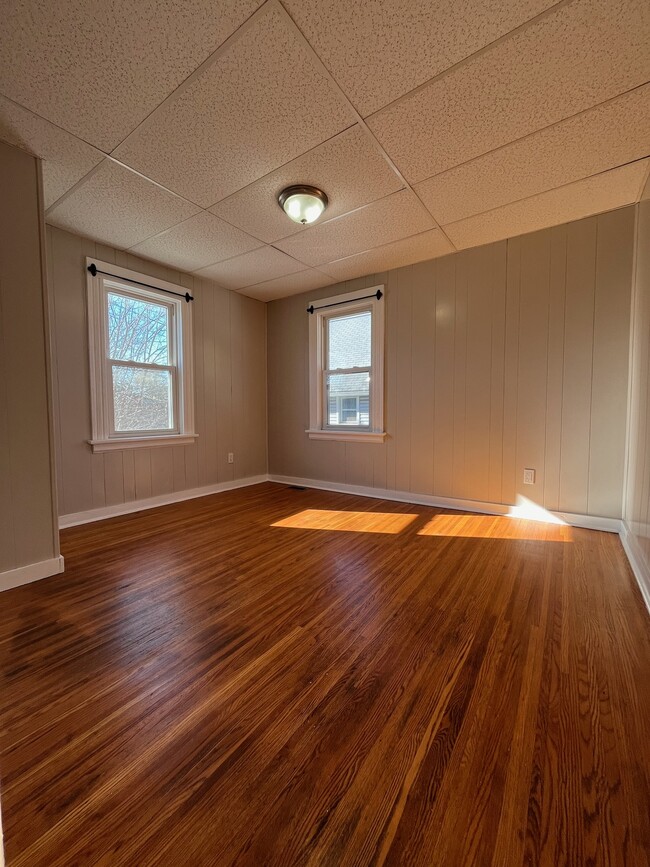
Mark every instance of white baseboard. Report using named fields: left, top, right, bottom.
left=620, top=522, right=650, bottom=614
left=59, top=475, right=269, bottom=528
left=267, top=474, right=622, bottom=533
left=0, top=554, right=65, bottom=593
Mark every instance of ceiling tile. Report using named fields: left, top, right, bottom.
left=129, top=211, right=261, bottom=272
left=416, top=85, right=650, bottom=224
left=275, top=189, right=436, bottom=267
left=0, top=0, right=263, bottom=151
left=238, top=269, right=333, bottom=302
left=194, top=245, right=304, bottom=290
left=0, top=96, right=103, bottom=208
left=444, top=161, right=649, bottom=249
left=114, top=4, right=355, bottom=208
left=210, top=125, right=403, bottom=243
left=368, top=0, right=650, bottom=183
left=46, top=160, right=200, bottom=249
left=321, top=229, right=455, bottom=282
left=283, top=0, right=557, bottom=116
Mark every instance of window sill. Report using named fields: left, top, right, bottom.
left=306, top=429, right=386, bottom=444
left=89, top=434, right=198, bottom=452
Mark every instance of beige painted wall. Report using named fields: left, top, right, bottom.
left=268, top=207, right=635, bottom=520
left=624, top=195, right=650, bottom=586
left=0, top=141, right=59, bottom=573
left=47, top=225, right=267, bottom=520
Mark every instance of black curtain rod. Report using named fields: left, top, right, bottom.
left=87, top=263, right=194, bottom=303
left=307, top=289, right=382, bottom=314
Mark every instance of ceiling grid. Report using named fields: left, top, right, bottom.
left=0, top=0, right=647, bottom=300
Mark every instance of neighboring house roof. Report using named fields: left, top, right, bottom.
left=328, top=373, right=370, bottom=396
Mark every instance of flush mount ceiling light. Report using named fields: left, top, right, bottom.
left=278, top=185, right=328, bottom=225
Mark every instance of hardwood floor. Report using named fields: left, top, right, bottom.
left=1, top=482, right=649, bottom=866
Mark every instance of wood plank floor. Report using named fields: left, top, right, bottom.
left=1, top=482, right=649, bottom=866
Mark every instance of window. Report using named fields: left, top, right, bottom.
left=87, top=259, right=196, bottom=451
left=308, top=286, right=385, bottom=443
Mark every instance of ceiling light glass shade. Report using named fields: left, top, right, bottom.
left=278, top=185, right=328, bottom=225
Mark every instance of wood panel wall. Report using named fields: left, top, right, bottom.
left=0, top=142, right=59, bottom=573
left=625, top=194, right=650, bottom=572
left=268, top=207, right=635, bottom=519
left=47, top=225, right=267, bottom=520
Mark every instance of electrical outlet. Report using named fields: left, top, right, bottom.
left=523, top=468, right=535, bottom=485
left=227, top=453, right=234, bottom=464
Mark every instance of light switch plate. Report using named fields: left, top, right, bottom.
left=523, top=468, right=536, bottom=485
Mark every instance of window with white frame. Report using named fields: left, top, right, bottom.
left=86, top=259, right=196, bottom=452
left=308, top=286, right=385, bottom=443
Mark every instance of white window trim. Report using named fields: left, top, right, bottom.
left=307, top=285, right=386, bottom=443
left=86, top=258, right=197, bottom=453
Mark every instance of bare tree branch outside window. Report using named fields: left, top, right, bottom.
left=107, top=292, right=173, bottom=432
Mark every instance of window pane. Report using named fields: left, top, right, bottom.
left=327, top=372, right=370, bottom=426
left=112, top=366, right=173, bottom=432
left=327, top=310, right=371, bottom=370
left=108, top=292, right=170, bottom=364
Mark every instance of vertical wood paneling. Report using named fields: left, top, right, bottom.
left=46, top=226, right=65, bottom=514
left=216, top=285, right=233, bottom=482
left=133, top=450, right=152, bottom=501
left=433, top=255, right=456, bottom=498
left=50, top=230, right=95, bottom=515
left=172, top=446, right=186, bottom=492
left=409, top=261, right=435, bottom=494
left=0, top=143, right=58, bottom=571
left=268, top=208, right=633, bottom=522
left=344, top=442, right=374, bottom=487
left=464, top=246, right=494, bottom=502
left=515, top=230, right=551, bottom=506
left=103, top=452, right=124, bottom=506
left=488, top=242, right=507, bottom=504
left=0, top=231, right=16, bottom=567
left=179, top=273, right=199, bottom=491
left=559, top=218, right=597, bottom=514
left=452, top=255, right=468, bottom=498
left=201, top=282, right=218, bottom=485
left=502, top=237, right=521, bottom=506
left=543, top=225, right=568, bottom=511
left=369, top=271, right=390, bottom=491
left=394, top=267, right=413, bottom=492
left=150, top=447, right=174, bottom=497
left=122, top=450, right=136, bottom=502
left=48, top=227, right=267, bottom=519
left=192, top=280, right=207, bottom=488
left=625, top=198, right=650, bottom=568
left=384, top=268, right=399, bottom=491
left=589, top=207, right=634, bottom=517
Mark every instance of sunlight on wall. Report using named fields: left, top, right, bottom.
left=272, top=509, right=418, bottom=534
left=507, top=496, right=567, bottom=525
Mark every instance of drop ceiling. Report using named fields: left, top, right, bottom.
left=0, top=0, right=648, bottom=302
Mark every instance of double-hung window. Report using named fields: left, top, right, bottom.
left=308, top=286, right=385, bottom=443
left=87, top=259, right=196, bottom=451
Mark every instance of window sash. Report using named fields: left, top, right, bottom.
left=103, top=286, right=180, bottom=438
left=322, top=367, right=372, bottom=430
left=322, top=305, right=373, bottom=431
left=107, top=363, right=180, bottom=437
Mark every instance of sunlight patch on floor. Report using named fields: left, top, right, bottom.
left=271, top=509, right=418, bottom=534
left=417, top=513, right=572, bottom=542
